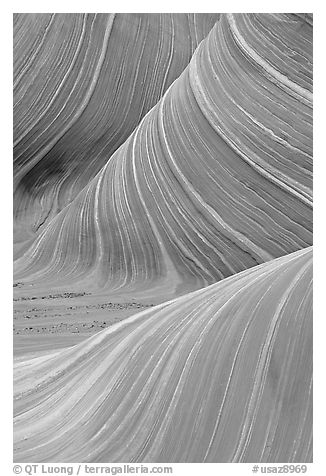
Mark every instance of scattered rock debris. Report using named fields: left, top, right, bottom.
left=13, top=300, right=155, bottom=336
left=14, top=292, right=91, bottom=302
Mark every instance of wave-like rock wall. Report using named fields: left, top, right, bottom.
left=14, top=247, right=312, bottom=462
left=13, top=13, right=219, bottom=239
left=14, top=14, right=312, bottom=295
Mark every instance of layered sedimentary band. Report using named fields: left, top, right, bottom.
left=13, top=13, right=219, bottom=237
left=14, top=247, right=313, bottom=463
left=14, top=14, right=312, bottom=295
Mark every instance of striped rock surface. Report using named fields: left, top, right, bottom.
left=13, top=13, right=219, bottom=240
left=13, top=247, right=313, bottom=462
left=14, top=14, right=312, bottom=296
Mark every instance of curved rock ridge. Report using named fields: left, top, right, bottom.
left=13, top=13, right=219, bottom=238
left=192, top=14, right=312, bottom=200
left=13, top=247, right=313, bottom=463
left=14, top=14, right=312, bottom=295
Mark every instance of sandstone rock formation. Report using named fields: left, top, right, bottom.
left=14, top=247, right=312, bottom=462
left=14, top=13, right=219, bottom=241
left=13, top=13, right=313, bottom=463
left=14, top=14, right=312, bottom=296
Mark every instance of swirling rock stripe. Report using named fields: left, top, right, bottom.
left=14, top=14, right=312, bottom=294
left=190, top=14, right=312, bottom=203
left=13, top=13, right=219, bottom=235
left=13, top=247, right=312, bottom=462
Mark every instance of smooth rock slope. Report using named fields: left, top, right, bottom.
left=14, top=13, right=219, bottom=240
left=13, top=13, right=313, bottom=464
left=14, top=14, right=313, bottom=296
left=14, top=247, right=313, bottom=462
